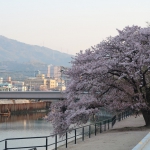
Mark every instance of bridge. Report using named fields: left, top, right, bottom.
left=0, top=91, right=66, bottom=100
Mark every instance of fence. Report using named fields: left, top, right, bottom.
left=0, top=102, right=50, bottom=113
left=0, top=110, right=132, bottom=150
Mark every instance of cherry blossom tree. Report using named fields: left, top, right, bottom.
left=48, top=25, right=150, bottom=135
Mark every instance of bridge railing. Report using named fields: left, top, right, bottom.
left=0, top=110, right=132, bottom=150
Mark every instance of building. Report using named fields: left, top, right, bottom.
left=47, top=65, right=64, bottom=78
left=0, top=83, right=12, bottom=91
left=55, top=78, right=66, bottom=91
left=47, top=65, right=69, bottom=79
left=47, top=65, right=54, bottom=78
left=34, top=70, right=41, bottom=77
left=0, top=77, right=27, bottom=91
left=47, top=65, right=70, bottom=90
left=0, top=77, right=3, bottom=84
left=24, top=74, right=57, bottom=91
left=7, top=77, right=11, bottom=83
left=24, top=74, right=46, bottom=91
left=46, top=79, right=57, bottom=90
left=54, top=66, right=62, bottom=78
left=12, top=81, right=27, bottom=91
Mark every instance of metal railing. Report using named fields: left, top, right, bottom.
left=0, top=110, right=132, bottom=150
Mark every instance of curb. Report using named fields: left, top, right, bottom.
left=132, top=132, right=150, bottom=150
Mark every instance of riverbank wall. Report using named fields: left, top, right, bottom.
left=0, top=101, right=51, bottom=113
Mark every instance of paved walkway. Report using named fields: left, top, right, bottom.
left=58, top=115, right=150, bottom=150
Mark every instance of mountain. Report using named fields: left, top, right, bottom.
left=0, top=35, right=73, bottom=67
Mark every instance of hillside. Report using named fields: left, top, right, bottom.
left=0, top=35, right=72, bottom=67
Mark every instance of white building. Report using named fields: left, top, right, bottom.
left=47, top=65, right=62, bottom=78
left=12, top=81, right=27, bottom=91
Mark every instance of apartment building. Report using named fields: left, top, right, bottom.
left=55, top=78, right=66, bottom=91
left=12, top=81, right=27, bottom=91
left=47, top=65, right=54, bottom=78
left=46, top=79, right=57, bottom=90
left=47, top=65, right=70, bottom=88
left=47, top=65, right=65, bottom=79
left=24, top=74, right=58, bottom=91
left=0, top=83, right=12, bottom=91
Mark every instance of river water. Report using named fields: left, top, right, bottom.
left=0, top=110, right=112, bottom=150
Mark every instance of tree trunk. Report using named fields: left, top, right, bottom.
left=141, top=110, right=150, bottom=126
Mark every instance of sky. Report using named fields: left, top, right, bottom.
left=0, top=0, right=150, bottom=55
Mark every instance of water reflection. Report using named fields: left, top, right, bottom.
left=0, top=111, right=47, bottom=123
left=0, top=109, right=112, bottom=150
left=0, top=111, right=54, bottom=150
left=0, top=111, right=52, bottom=134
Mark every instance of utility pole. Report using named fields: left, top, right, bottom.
left=30, top=81, right=31, bottom=91
left=60, top=66, right=65, bottom=92
left=60, top=69, right=63, bottom=92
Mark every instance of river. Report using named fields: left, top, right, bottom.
left=0, top=110, right=112, bottom=150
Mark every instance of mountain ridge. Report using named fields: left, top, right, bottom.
left=0, top=35, right=73, bottom=67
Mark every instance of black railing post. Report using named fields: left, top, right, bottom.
left=82, top=127, right=84, bottom=141
left=66, top=132, right=68, bottom=148
left=130, top=110, right=132, bottom=116
left=124, top=112, right=125, bottom=118
left=100, top=122, right=102, bottom=133
left=1, top=112, right=132, bottom=150
left=118, top=114, right=120, bottom=121
left=46, top=137, right=48, bottom=150
left=5, top=140, right=7, bottom=150
left=95, top=124, right=96, bottom=136
left=75, top=129, right=76, bottom=144
left=89, top=125, right=91, bottom=138
left=55, top=134, right=57, bottom=150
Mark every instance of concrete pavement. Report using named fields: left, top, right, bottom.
left=58, top=115, right=150, bottom=150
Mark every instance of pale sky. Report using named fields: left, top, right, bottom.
left=0, top=0, right=150, bottom=55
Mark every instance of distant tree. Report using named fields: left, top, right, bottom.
left=48, top=25, right=150, bottom=136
